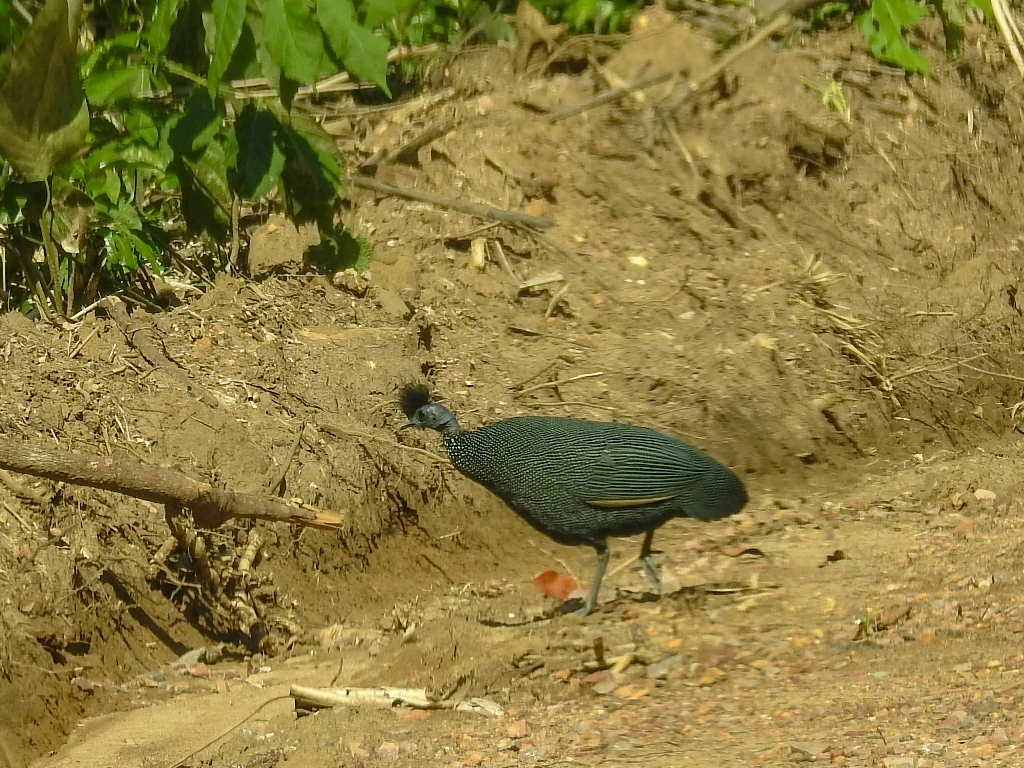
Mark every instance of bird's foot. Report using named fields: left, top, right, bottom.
left=573, top=601, right=594, bottom=617
left=556, top=597, right=594, bottom=617
left=641, top=557, right=662, bottom=594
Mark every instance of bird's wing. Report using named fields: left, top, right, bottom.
left=575, top=443, right=704, bottom=508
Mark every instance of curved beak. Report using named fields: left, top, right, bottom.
left=399, top=418, right=415, bottom=430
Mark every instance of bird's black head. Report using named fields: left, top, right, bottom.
left=398, top=383, right=461, bottom=436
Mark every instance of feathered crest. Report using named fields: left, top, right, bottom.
left=399, top=383, right=432, bottom=418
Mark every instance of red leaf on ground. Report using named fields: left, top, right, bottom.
left=533, top=570, right=579, bottom=600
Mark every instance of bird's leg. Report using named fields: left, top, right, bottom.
left=639, top=529, right=661, bottom=592
left=574, top=543, right=610, bottom=617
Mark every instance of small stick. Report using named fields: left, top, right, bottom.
left=102, top=297, right=222, bottom=409
left=491, top=239, right=522, bottom=283
left=511, top=360, right=559, bottom=389
left=516, top=371, right=604, bottom=395
left=229, top=194, right=241, bottom=271
left=266, top=424, right=305, bottom=495
left=958, top=360, right=1024, bottom=384
left=68, top=327, right=98, bottom=359
left=545, top=283, right=569, bottom=318
left=382, top=118, right=457, bottom=166
left=351, top=175, right=555, bottom=229
left=546, top=13, right=792, bottom=121
left=0, top=439, right=344, bottom=530
left=663, top=14, right=793, bottom=112
left=318, top=422, right=448, bottom=464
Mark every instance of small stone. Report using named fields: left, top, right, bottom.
left=376, top=742, right=401, bottom=761
left=348, top=745, right=370, bottom=760
left=697, top=667, right=727, bottom=686
left=592, top=679, right=617, bottom=695
left=882, top=758, right=916, bottom=768
left=989, top=727, right=1010, bottom=746
left=973, top=743, right=995, bottom=759
left=507, top=719, right=529, bottom=739
left=646, top=654, right=683, bottom=680
left=790, top=741, right=829, bottom=758
left=941, top=710, right=975, bottom=729
left=613, top=684, right=651, bottom=699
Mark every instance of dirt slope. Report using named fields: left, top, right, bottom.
left=2, top=11, right=1024, bottom=768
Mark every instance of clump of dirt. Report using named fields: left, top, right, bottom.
left=4, top=9, right=1024, bottom=768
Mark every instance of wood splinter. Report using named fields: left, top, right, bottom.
left=290, top=685, right=504, bottom=716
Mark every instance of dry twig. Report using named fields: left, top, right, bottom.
left=351, top=176, right=555, bottom=229
left=102, top=297, right=222, bottom=409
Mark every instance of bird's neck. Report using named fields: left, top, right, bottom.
left=437, top=415, right=462, bottom=437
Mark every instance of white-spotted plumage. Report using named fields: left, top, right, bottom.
left=399, top=384, right=748, bottom=616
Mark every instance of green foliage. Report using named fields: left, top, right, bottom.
left=527, top=0, right=641, bottom=33
left=0, top=0, right=404, bottom=316
left=814, top=0, right=994, bottom=75
left=856, top=0, right=931, bottom=73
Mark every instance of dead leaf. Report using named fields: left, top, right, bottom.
left=532, top=570, right=579, bottom=600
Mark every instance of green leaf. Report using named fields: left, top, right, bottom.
left=273, top=109, right=344, bottom=221
left=856, top=0, right=931, bottom=74
left=84, top=66, right=152, bottom=105
left=88, top=140, right=171, bottom=173
left=936, top=0, right=965, bottom=53
left=169, top=89, right=225, bottom=156
left=566, top=0, right=599, bottom=30
left=307, top=227, right=373, bottom=272
left=261, top=0, right=325, bottom=85
left=0, top=188, right=29, bottom=226
left=0, top=0, right=89, bottom=180
left=128, top=230, right=159, bottom=270
left=228, top=104, right=285, bottom=198
left=363, top=0, right=417, bottom=27
left=177, top=138, right=231, bottom=234
left=207, top=0, right=246, bottom=94
left=317, top=0, right=390, bottom=93
left=148, top=0, right=184, bottom=53
left=104, top=229, right=139, bottom=270
left=81, top=31, right=142, bottom=78
left=965, top=0, right=992, bottom=22
left=124, top=106, right=160, bottom=147
left=245, top=11, right=281, bottom=90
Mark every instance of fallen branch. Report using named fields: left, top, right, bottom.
left=102, top=297, right=222, bottom=409
left=290, top=685, right=504, bottom=716
left=0, top=440, right=344, bottom=530
left=351, top=175, right=555, bottom=229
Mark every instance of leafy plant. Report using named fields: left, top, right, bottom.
left=0, top=0, right=419, bottom=317
left=812, top=0, right=995, bottom=75
left=527, top=0, right=642, bottom=33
